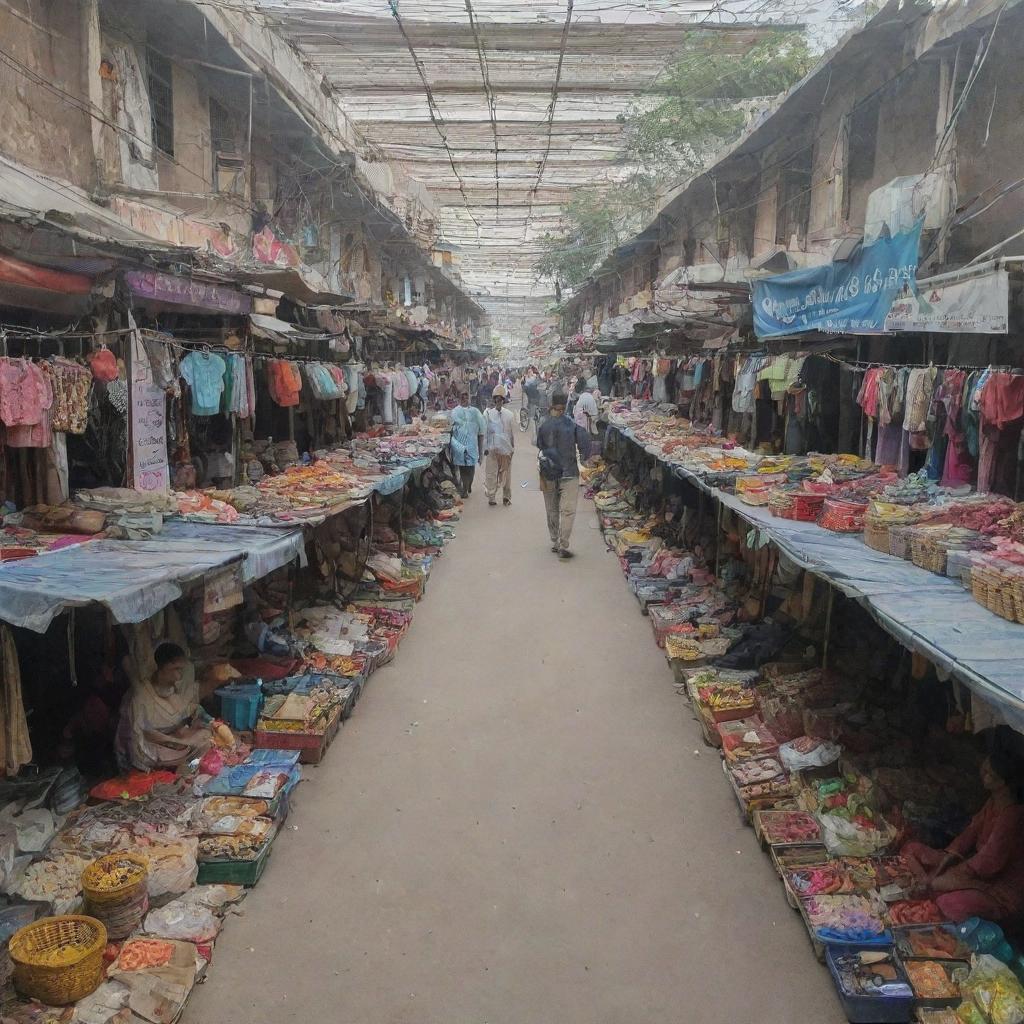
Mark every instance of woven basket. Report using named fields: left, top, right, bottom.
left=82, top=852, right=149, bottom=940
left=911, top=535, right=950, bottom=575
left=972, top=563, right=1024, bottom=624
left=81, top=853, right=148, bottom=905
left=889, top=525, right=915, bottom=560
left=9, top=915, right=106, bottom=1005
left=863, top=517, right=891, bottom=553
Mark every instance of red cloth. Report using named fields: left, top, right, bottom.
left=979, top=372, right=1024, bottom=431
left=229, top=657, right=300, bottom=680
left=267, top=360, right=302, bottom=407
left=857, top=366, right=883, bottom=419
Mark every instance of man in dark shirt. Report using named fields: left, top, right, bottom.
left=536, top=392, right=592, bottom=559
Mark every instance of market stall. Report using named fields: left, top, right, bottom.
left=587, top=401, right=1024, bottom=1023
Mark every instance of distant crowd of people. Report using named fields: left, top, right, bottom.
left=447, top=362, right=603, bottom=560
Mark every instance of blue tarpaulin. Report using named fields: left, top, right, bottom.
left=0, top=523, right=304, bottom=633
left=611, top=425, right=1024, bottom=731
left=752, top=221, right=923, bottom=338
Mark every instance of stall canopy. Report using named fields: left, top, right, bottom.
left=0, top=253, right=93, bottom=315
left=612, top=423, right=1024, bottom=732
left=0, top=523, right=304, bottom=633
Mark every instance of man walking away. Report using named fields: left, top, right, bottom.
left=572, top=378, right=599, bottom=438
left=449, top=391, right=485, bottom=497
left=484, top=386, right=516, bottom=507
left=536, top=392, right=591, bottom=559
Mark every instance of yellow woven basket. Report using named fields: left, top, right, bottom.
left=9, top=915, right=107, bottom=1005
left=81, top=852, right=148, bottom=905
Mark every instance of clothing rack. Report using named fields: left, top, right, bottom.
left=823, top=353, right=1018, bottom=373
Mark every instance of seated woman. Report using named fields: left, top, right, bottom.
left=115, top=642, right=214, bottom=771
left=902, top=750, right=1024, bottom=925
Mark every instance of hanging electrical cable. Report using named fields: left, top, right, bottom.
left=463, top=0, right=501, bottom=213
left=387, top=0, right=481, bottom=230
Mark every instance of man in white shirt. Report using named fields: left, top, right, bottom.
left=484, top=386, right=516, bottom=507
left=572, top=380, right=600, bottom=436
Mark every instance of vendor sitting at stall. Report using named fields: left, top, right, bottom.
left=115, top=642, right=216, bottom=771
left=902, top=749, right=1024, bottom=924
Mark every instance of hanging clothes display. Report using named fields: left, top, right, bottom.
left=978, top=371, right=1024, bottom=494
left=2, top=359, right=54, bottom=448
left=179, top=350, right=227, bottom=416
left=267, top=359, right=302, bottom=408
left=46, top=360, right=92, bottom=434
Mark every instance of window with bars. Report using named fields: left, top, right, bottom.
left=147, top=48, right=174, bottom=157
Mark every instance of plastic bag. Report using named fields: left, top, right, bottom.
left=819, top=814, right=895, bottom=858
left=779, top=737, right=841, bottom=771
left=198, top=748, right=225, bottom=777
left=138, top=837, right=198, bottom=899
left=144, top=897, right=220, bottom=943
left=961, top=954, right=1024, bottom=1024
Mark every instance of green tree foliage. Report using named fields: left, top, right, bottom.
left=534, top=30, right=813, bottom=290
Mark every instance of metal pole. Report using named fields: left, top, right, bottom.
left=715, top=499, right=723, bottom=579
left=822, top=585, right=835, bottom=669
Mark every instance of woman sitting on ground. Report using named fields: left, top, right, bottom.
left=115, top=642, right=216, bottom=771
left=902, top=748, right=1024, bottom=924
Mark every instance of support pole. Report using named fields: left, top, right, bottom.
left=714, top=499, right=723, bottom=579
left=822, top=585, right=835, bottom=669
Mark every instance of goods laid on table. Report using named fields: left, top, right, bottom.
left=605, top=399, right=1024, bottom=626
left=171, top=423, right=453, bottom=526
left=0, top=429, right=467, bottom=1022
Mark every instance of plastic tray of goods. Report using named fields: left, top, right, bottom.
left=754, top=809, right=822, bottom=848
left=254, top=706, right=342, bottom=765
left=892, top=926, right=971, bottom=962
left=914, top=1009, right=961, bottom=1024
left=825, top=945, right=914, bottom=1023
left=770, top=844, right=831, bottom=880
left=724, top=765, right=798, bottom=822
left=800, top=893, right=892, bottom=963
left=196, top=836, right=273, bottom=887
left=722, top=761, right=792, bottom=824
left=898, top=958, right=969, bottom=1009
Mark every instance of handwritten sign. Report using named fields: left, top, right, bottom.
left=125, top=270, right=251, bottom=314
left=129, top=321, right=170, bottom=492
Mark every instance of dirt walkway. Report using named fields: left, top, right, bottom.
left=185, top=451, right=844, bottom=1024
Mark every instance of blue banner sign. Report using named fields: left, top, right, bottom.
left=753, top=221, right=923, bottom=338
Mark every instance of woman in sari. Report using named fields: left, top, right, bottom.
left=116, top=642, right=215, bottom=771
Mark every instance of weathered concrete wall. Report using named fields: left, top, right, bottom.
left=0, top=0, right=93, bottom=187
left=846, top=61, right=940, bottom=230
left=951, top=20, right=1024, bottom=264
left=156, top=63, right=211, bottom=194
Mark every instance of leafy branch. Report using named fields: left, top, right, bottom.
left=534, top=30, right=813, bottom=291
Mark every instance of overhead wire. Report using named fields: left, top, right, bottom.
left=524, top=0, right=575, bottom=244
left=387, top=0, right=482, bottom=231
left=462, top=0, right=501, bottom=212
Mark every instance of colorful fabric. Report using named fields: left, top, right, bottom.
left=179, top=351, right=226, bottom=416
left=47, top=360, right=92, bottom=434
left=268, top=360, right=302, bottom=408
